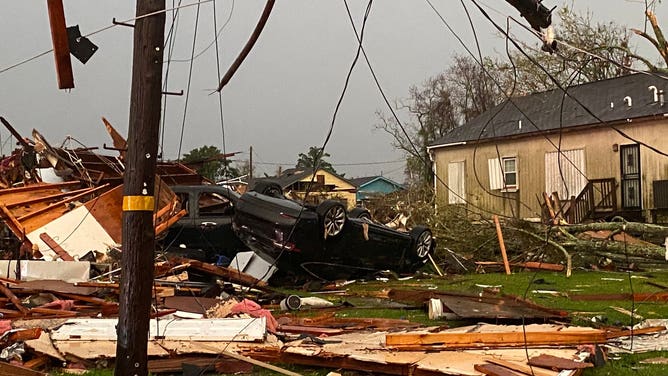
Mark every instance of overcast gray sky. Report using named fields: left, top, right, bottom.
left=0, top=1, right=665, bottom=182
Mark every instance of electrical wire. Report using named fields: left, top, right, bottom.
left=469, top=0, right=668, bottom=157
left=243, top=0, right=375, bottom=286
left=344, top=0, right=504, bottom=218
left=176, top=1, right=203, bottom=160
left=169, top=0, right=235, bottom=63
left=0, top=0, right=216, bottom=76
left=212, top=0, right=229, bottom=176
left=160, top=0, right=184, bottom=160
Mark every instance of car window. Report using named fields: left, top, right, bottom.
left=198, top=192, right=232, bottom=216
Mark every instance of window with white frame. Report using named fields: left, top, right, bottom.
left=488, top=156, right=518, bottom=190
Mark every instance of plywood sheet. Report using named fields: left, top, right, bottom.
left=51, top=317, right=266, bottom=342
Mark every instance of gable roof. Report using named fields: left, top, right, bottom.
left=263, top=168, right=355, bottom=189
left=428, top=73, right=668, bottom=149
left=350, top=175, right=404, bottom=190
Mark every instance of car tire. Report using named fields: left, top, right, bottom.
left=409, top=226, right=434, bottom=262
left=348, top=207, right=371, bottom=220
left=251, top=181, right=283, bottom=198
left=316, top=200, right=347, bottom=238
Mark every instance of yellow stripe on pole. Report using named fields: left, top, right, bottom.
left=122, top=195, right=155, bottom=211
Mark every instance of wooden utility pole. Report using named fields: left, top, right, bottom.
left=114, top=1, right=165, bottom=375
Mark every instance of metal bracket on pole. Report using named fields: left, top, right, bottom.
left=112, top=17, right=135, bottom=28
left=161, top=90, right=184, bottom=96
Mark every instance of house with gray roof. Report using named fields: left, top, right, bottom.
left=256, top=168, right=358, bottom=209
left=427, top=73, right=668, bottom=222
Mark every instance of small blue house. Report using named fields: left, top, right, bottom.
left=350, top=176, right=405, bottom=204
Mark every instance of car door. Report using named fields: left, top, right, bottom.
left=193, top=190, right=240, bottom=256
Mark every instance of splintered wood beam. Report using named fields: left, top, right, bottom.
left=474, top=363, right=523, bottom=376
left=17, top=184, right=109, bottom=223
left=39, top=232, right=75, bottom=261
left=493, top=215, right=511, bottom=275
left=0, top=360, right=46, bottom=376
left=385, top=330, right=608, bottom=348
left=0, top=283, right=29, bottom=315
left=484, top=357, right=556, bottom=376
left=154, top=208, right=186, bottom=236
left=46, top=0, right=74, bottom=89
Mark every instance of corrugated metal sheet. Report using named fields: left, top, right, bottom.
left=544, top=149, right=586, bottom=199
left=448, top=161, right=465, bottom=204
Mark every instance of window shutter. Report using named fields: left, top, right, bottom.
left=545, top=149, right=586, bottom=199
left=448, top=161, right=465, bottom=204
left=488, top=158, right=503, bottom=190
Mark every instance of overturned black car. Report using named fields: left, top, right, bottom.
left=232, top=183, right=435, bottom=278
left=162, top=183, right=436, bottom=279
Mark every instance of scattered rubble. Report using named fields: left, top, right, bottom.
left=0, top=118, right=663, bottom=374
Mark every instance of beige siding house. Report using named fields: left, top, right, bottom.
left=427, top=73, right=668, bottom=223
left=261, top=168, right=357, bottom=209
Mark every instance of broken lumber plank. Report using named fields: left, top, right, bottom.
left=39, top=232, right=75, bottom=261
left=29, top=307, right=77, bottom=318
left=5, top=328, right=43, bottom=343
left=605, top=326, right=667, bottom=339
left=475, top=261, right=564, bottom=272
left=196, top=344, right=300, bottom=376
left=147, top=356, right=253, bottom=374
left=0, top=360, right=47, bottom=376
left=0, top=282, right=29, bottom=315
left=610, top=306, right=643, bottom=320
left=474, top=363, right=523, bottom=376
left=484, top=358, right=556, bottom=376
left=154, top=208, right=186, bottom=235
left=493, top=215, right=511, bottom=275
left=542, top=192, right=559, bottom=225
left=385, top=330, right=608, bottom=348
left=174, top=258, right=268, bottom=288
left=528, top=354, right=593, bottom=370
left=278, top=325, right=344, bottom=336
left=23, top=355, right=51, bottom=370
left=571, top=292, right=668, bottom=302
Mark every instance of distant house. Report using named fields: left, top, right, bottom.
left=262, top=168, right=357, bottom=209
left=427, top=73, right=668, bottom=223
left=350, top=176, right=404, bottom=204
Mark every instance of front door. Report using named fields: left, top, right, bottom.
left=620, top=144, right=641, bottom=209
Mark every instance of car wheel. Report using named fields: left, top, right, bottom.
left=251, top=181, right=283, bottom=198
left=410, top=226, right=434, bottom=261
left=316, top=201, right=346, bottom=238
left=348, top=207, right=371, bottom=220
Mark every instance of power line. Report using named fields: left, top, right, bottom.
left=169, top=0, right=235, bottom=63
left=469, top=0, right=668, bottom=158
left=345, top=0, right=501, bottom=218
left=0, top=0, right=216, bottom=76
left=176, top=1, right=203, bottom=160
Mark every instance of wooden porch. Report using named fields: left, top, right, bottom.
left=542, top=178, right=619, bottom=224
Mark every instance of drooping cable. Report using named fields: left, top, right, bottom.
left=160, top=0, right=183, bottom=160
left=176, top=1, right=203, bottom=160
left=212, top=0, right=229, bottom=178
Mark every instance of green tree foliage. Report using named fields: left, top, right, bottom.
left=380, top=5, right=657, bottom=187
left=181, top=145, right=239, bottom=181
left=493, top=6, right=635, bottom=96
left=296, top=146, right=337, bottom=174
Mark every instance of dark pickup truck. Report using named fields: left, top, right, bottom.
left=160, top=185, right=246, bottom=263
